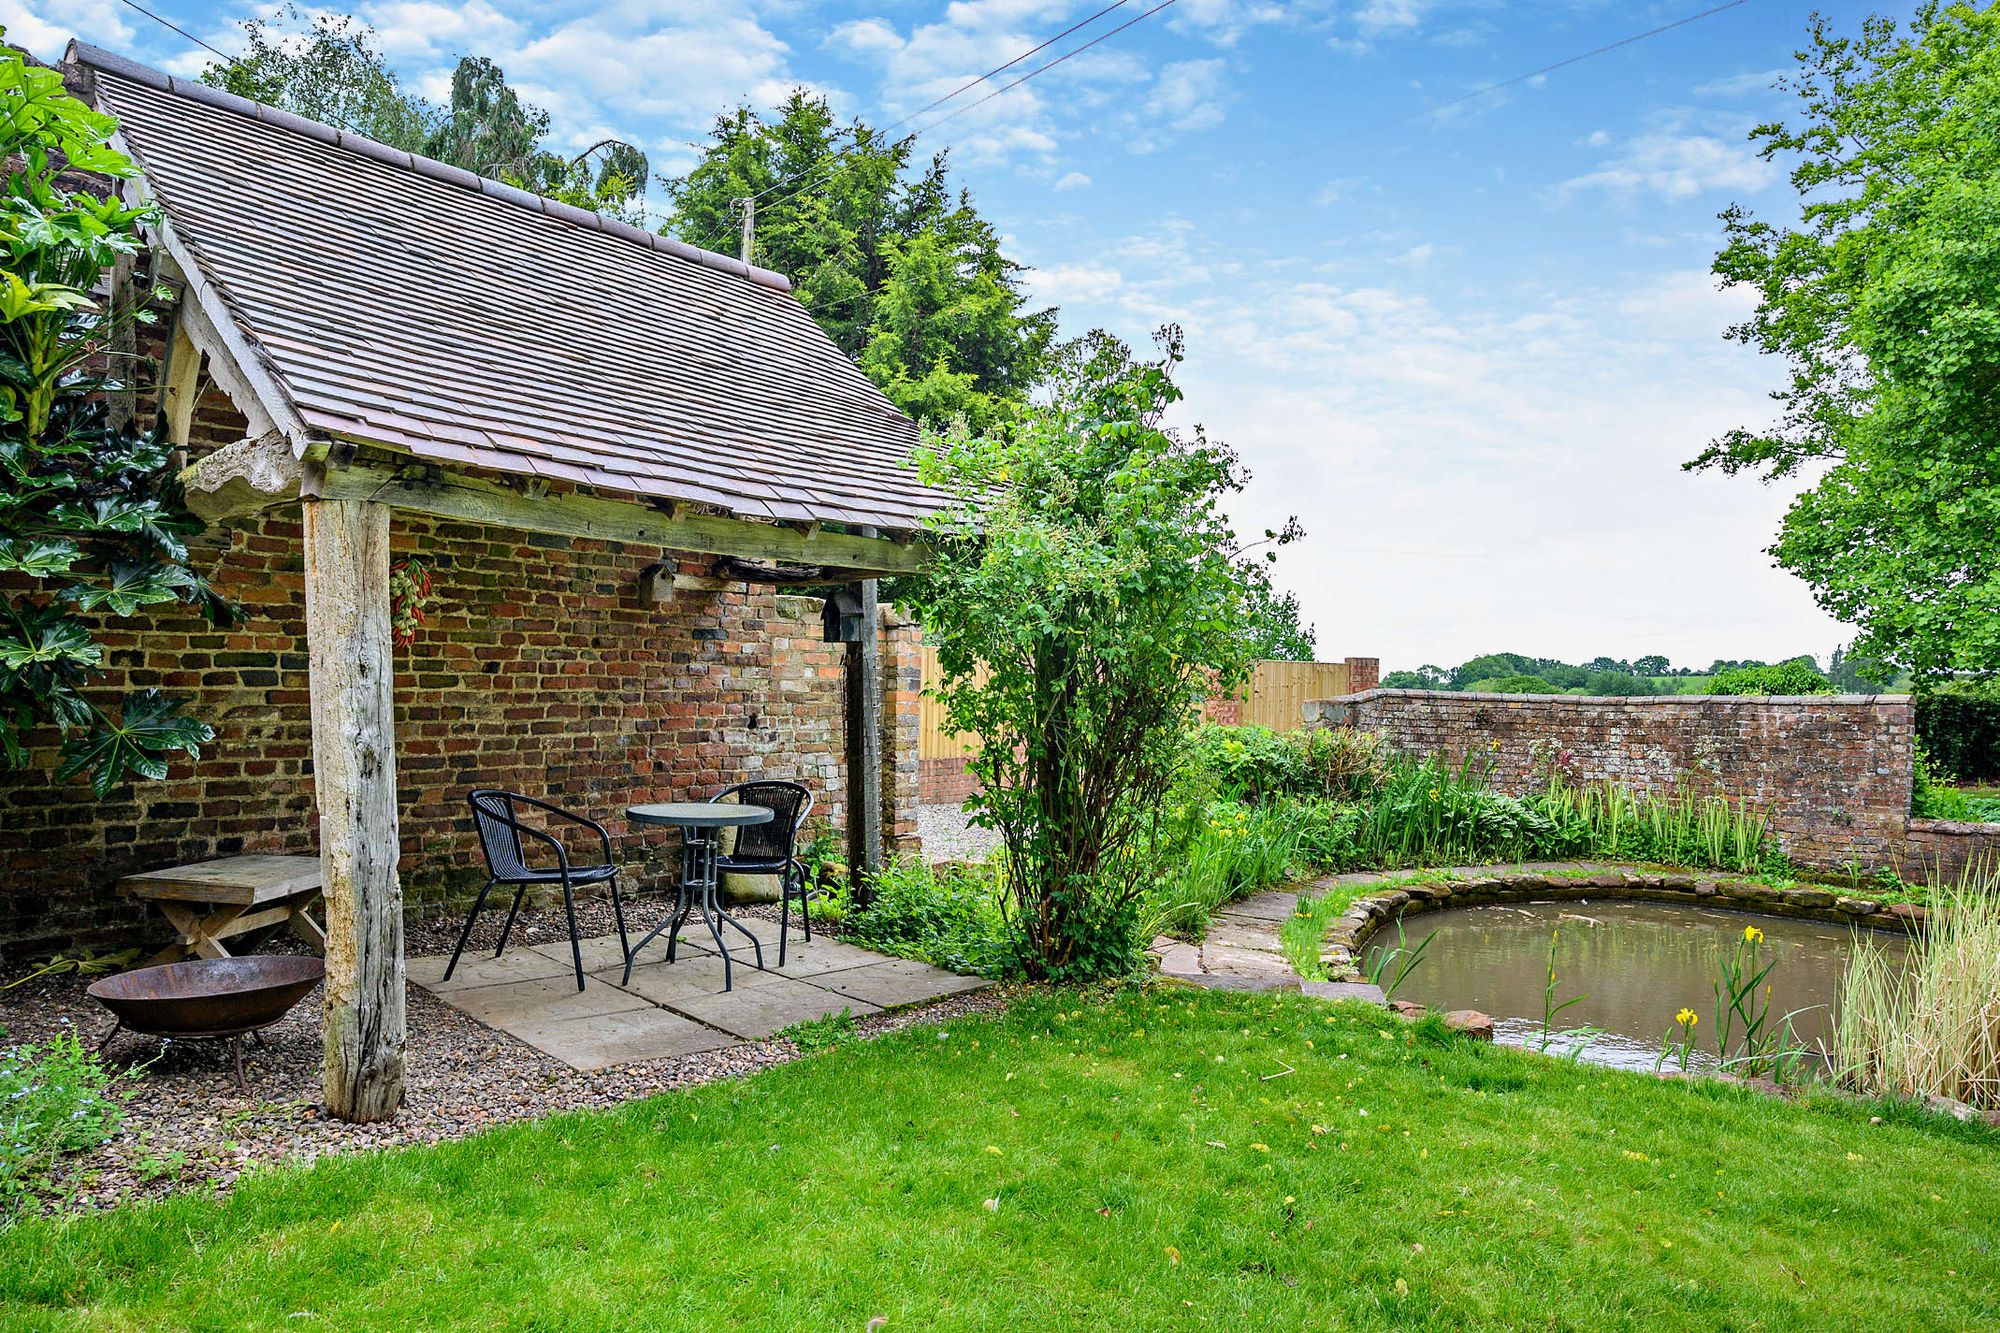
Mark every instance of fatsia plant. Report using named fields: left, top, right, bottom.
left=0, top=44, right=234, bottom=795
left=905, top=328, right=1299, bottom=980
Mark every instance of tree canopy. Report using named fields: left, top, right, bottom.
left=202, top=7, right=647, bottom=219
left=663, top=94, right=1056, bottom=432
left=1690, top=3, right=2000, bottom=682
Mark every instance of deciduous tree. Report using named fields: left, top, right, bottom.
left=1690, top=4, right=2000, bottom=681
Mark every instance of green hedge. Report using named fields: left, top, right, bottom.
left=1914, top=693, right=2000, bottom=783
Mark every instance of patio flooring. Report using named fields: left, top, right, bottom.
left=409, top=916, right=991, bottom=1072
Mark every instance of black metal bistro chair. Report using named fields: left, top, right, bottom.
left=447, top=790, right=629, bottom=992
left=710, top=781, right=814, bottom=966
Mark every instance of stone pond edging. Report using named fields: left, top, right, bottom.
left=1321, top=862, right=1926, bottom=982
left=1147, top=861, right=1926, bottom=996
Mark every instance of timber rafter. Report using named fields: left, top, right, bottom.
left=179, top=447, right=928, bottom=578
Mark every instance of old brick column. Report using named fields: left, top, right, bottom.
left=880, top=605, right=924, bottom=856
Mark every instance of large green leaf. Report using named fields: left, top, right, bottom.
left=57, top=690, right=215, bottom=798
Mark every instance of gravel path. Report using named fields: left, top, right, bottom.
left=917, top=802, right=1002, bottom=863
left=0, top=895, right=1008, bottom=1214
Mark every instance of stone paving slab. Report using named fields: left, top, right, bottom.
left=607, top=953, right=791, bottom=1004
left=1216, top=891, right=1300, bottom=924
left=445, top=972, right=652, bottom=1027
left=668, top=976, right=883, bottom=1040
left=412, top=933, right=985, bottom=1071
left=761, top=936, right=889, bottom=978
left=812, top=958, right=993, bottom=1009
left=507, top=1007, right=736, bottom=1072
left=407, top=947, right=574, bottom=993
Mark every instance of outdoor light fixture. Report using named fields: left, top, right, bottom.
left=821, top=586, right=865, bottom=643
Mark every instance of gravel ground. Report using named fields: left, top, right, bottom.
left=0, top=894, right=1008, bottom=1215
left=917, top=802, right=1002, bottom=863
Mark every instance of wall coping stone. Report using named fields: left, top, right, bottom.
left=1306, top=688, right=1912, bottom=709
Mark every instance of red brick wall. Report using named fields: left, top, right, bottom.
left=0, top=370, right=920, bottom=955
left=1303, top=688, right=1916, bottom=871
left=1903, top=819, right=2000, bottom=884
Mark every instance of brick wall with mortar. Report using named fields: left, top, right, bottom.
left=1303, top=688, right=1916, bottom=871
left=0, top=360, right=921, bottom=957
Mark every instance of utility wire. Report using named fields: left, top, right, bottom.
left=1429, top=0, right=1750, bottom=115
left=115, top=0, right=241, bottom=70
left=750, top=0, right=1178, bottom=217
left=742, top=0, right=1134, bottom=210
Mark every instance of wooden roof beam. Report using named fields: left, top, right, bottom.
left=177, top=448, right=928, bottom=577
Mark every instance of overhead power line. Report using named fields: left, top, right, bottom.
left=742, top=0, right=1148, bottom=213
left=1264, top=0, right=1754, bottom=169
left=1428, top=0, right=1751, bottom=115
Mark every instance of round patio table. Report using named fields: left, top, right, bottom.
left=623, top=802, right=774, bottom=992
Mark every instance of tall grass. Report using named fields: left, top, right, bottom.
left=1137, top=801, right=1320, bottom=940
left=1535, top=774, right=1770, bottom=874
left=1831, top=870, right=2000, bottom=1110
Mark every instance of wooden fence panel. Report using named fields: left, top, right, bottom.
left=919, top=653, right=1350, bottom=760
left=1228, top=660, right=1353, bottom=731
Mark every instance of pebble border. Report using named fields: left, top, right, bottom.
left=1321, top=865, right=1925, bottom=981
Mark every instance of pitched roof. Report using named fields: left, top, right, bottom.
left=69, top=43, right=945, bottom=534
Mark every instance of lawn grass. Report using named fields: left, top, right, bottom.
left=3, top=987, right=1995, bottom=1331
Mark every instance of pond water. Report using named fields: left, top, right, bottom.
left=1364, top=899, right=1908, bottom=1072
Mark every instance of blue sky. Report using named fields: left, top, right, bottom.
left=4, top=0, right=1914, bottom=672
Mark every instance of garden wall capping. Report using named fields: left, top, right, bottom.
left=1317, top=863, right=1924, bottom=981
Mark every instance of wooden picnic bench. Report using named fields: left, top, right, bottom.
left=119, top=855, right=328, bottom=965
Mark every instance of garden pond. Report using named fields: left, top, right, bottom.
left=1365, top=900, right=1910, bottom=1071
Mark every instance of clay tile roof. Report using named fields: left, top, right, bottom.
left=68, top=43, right=947, bottom=534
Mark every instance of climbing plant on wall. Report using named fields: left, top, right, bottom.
left=0, top=45, right=235, bottom=795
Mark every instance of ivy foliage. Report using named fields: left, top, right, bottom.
left=904, top=329, right=1300, bottom=980
left=664, top=94, right=1056, bottom=432
left=1690, top=4, right=2000, bottom=681
left=0, top=46, right=234, bottom=795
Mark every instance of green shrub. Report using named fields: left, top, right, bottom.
left=1710, top=658, right=1834, bottom=696
left=1913, top=689, right=2000, bottom=784
left=1465, top=673, right=1565, bottom=694
left=0, top=1030, right=130, bottom=1214
left=844, top=856, right=1017, bottom=978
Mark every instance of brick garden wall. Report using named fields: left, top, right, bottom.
left=1303, top=689, right=1917, bottom=871
left=0, top=370, right=921, bottom=957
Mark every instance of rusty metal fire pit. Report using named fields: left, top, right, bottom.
left=88, top=956, right=324, bottom=1091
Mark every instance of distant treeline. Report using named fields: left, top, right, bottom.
left=1380, top=649, right=1895, bottom=697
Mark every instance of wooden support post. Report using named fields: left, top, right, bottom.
left=846, top=556, right=883, bottom=905
left=160, top=322, right=203, bottom=462
left=303, top=497, right=406, bottom=1122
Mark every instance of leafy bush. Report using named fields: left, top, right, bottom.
left=1913, top=689, right=2000, bottom=785
left=0, top=1030, right=130, bottom=1213
left=905, top=331, right=1292, bottom=981
left=0, top=48, right=237, bottom=794
left=1709, top=658, right=1834, bottom=696
left=1466, top=673, right=1565, bottom=694
left=843, top=856, right=1017, bottom=978
left=1180, top=723, right=1386, bottom=807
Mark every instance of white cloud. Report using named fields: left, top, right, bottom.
left=0, top=0, right=132, bottom=58
left=1052, top=169, right=1091, bottom=190
left=1694, top=68, right=1787, bottom=99
left=1127, top=57, right=1230, bottom=150
left=359, top=0, right=523, bottom=62
left=1015, top=222, right=1844, bottom=668
left=825, top=17, right=904, bottom=59
left=1560, top=129, right=1778, bottom=203
left=1356, top=0, right=1429, bottom=36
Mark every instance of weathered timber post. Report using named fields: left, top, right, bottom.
left=302, top=495, right=406, bottom=1122
left=845, top=558, right=884, bottom=905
